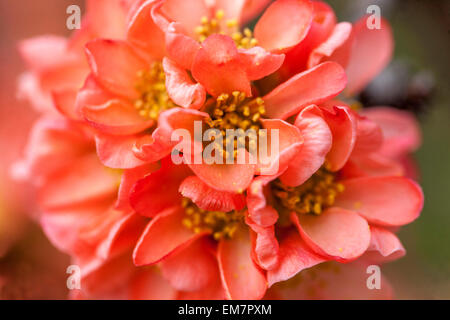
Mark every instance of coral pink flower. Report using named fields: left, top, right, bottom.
left=18, top=0, right=133, bottom=114
left=246, top=104, right=423, bottom=286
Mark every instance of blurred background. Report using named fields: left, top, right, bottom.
left=0, top=0, right=448, bottom=299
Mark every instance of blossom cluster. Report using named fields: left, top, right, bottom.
left=16, top=0, right=423, bottom=299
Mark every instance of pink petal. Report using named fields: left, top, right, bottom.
left=161, top=0, right=209, bottom=37
left=39, top=153, right=119, bottom=209
left=130, top=268, right=177, bottom=300
left=130, top=158, right=191, bottom=217
left=95, top=133, right=147, bottom=169
left=254, top=0, right=313, bottom=52
left=82, top=99, right=154, bottom=135
left=307, top=22, right=352, bottom=68
left=293, top=208, right=371, bottom=262
left=335, top=176, right=423, bottom=227
left=345, top=16, right=393, bottom=95
left=360, top=107, right=421, bottom=159
left=133, top=206, right=207, bottom=266
left=322, top=106, right=356, bottom=171
left=85, top=39, right=149, bottom=99
left=218, top=227, right=267, bottom=300
left=267, top=229, right=326, bottom=286
left=161, top=238, right=218, bottom=292
left=86, top=0, right=128, bottom=39
left=163, top=57, right=206, bottom=109
left=180, top=175, right=246, bottom=212
left=264, top=62, right=347, bottom=119
left=365, top=226, right=405, bottom=263
left=247, top=221, right=279, bottom=271
left=238, top=47, right=285, bottom=80
left=280, top=105, right=332, bottom=186
left=341, top=154, right=404, bottom=179
left=247, top=175, right=279, bottom=227
left=127, top=0, right=166, bottom=59
left=52, top=89, right=81, bottom=121
left=351, top=115, right=383, bottom=157
left=164, top=22, right=202, bottom=70
left=192, top=34, right=251, bottom=97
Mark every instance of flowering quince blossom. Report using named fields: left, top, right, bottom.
left=14, top=0, right=425, bottom=300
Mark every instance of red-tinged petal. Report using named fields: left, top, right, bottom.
left=345, top=16, right=393, bottom=95
left=130, top=268, right=177, bottom=300
left=163, top=57, right=206, bottom=109
left=165, top=22, right=202, bottom=70
left=85, top=39, right=149, bottom=99
left=247, top=175, right=279, bottom=227
left=116, top=162, right=161, bottom=211
left=95, top=133, right=147, bottom=169
left=180, top=175, right=246, bottom=212
left=86, top=0, right=128, bottom=39
left=334, top=176, right=423, bottom=227
left=188, top=161, right=256, bottom=193
left=76, top=74, right=115, bottom=113
left=322, top=106, right=356, bottom=171
left=52, top=89, right=81, bottom=121
left=130, top=158, right=191, bottom=217
left=267, top=230, right=326, bottom=286
left=270, top=260, right=393, bottom=300
left=293, top=208, right=371, bottom=262
left=254, top=0, right=313, bottom=53
left=127, top=0, right=166, bottom=59
left=351, top=115, right=383, bottom=156
left=280, top=105, right=332, bottom=186
left=39, top=153, right=119, bottom=209
left=133, top=206, right=207, bottom=266
left=239, top=47, right=285, bottom=80
left=307, top=22, right=352, bottom=68
left=247, top=222, right=279, bottom=271
left=365, top=226, right=405, bottom=263
left=239, top=0, right=273, bottom=25
left=360, top=107, right=421, bottom=158
left=341, top=154, right=404, bottom=179
left=161, top=0, right=209, bottom=37
left=281, top=1, right=336, bottom=75
left=83, top=99, right=154, bottom=135
left=96, top=213, right=148, bottom=260
left=192, top=34, right=251, bottom=97
left=218, top=227, right=267, bottom=300
left=257, top=119, right=303, bottom=176
left=264, top=62, right=347, bottom=119
left=161, top=238, right=217, bottom=291
left=177, top=276, right=226, bottom=300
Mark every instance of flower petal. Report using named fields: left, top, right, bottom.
left=254, top=0, right=313, bottom=52
left=335, top=176, right=423, bottom=227
left=192, top=34, right=251, bottom=97
left=345, top=16, right=393, bottom=95
left=218, top=226, right=267, bottom=300
left=180, top=175, right=246, bottom=212
left=267, top=229, right=326, bottom=286
left=264, top=62, right=347, bottom=119
left=130, top=268, right=177, bottom=300
left=280, top=105, right=332, bottom=186
left=161, top=238, right=217, bottom=292
left=238, top=47, right=285, bottom=80
left=293, top=208, right=371, bottom=262
left=85, top=39, right=149, bottom=99
left=365, top=226, right=405, bottom=263
left=133, top=206, right=207, bottom=266
left=247, top=175, right=279, bottom=227
left=163, top=57, right=206, bottom=109
left=161, top=0, right=209, bottom=37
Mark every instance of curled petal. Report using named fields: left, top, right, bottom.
left=180, top=175, right=246, bottom=212
left=192, top=34, right=251, bottom=97
left=218, top=226, right=267, bottom=300
left=280, top=105, right=332, bottom=186
left=293, top=208, right=371, bottom=262
left=254, top=0, right=313, bottom=52
left=365, top=226, right=405, bottom=263
left=160, top=0, right=209, bottom=37
left=345, top=16, right=393, bottom=95
left=163, top=57, right=206, bottom=109
left=264, top=62, right=347, bottom=119
left=247, top=175, right=279, bottom=227
left=238, top=47, right=285, bottom=80
left=335, top=176, right=423, bottom=227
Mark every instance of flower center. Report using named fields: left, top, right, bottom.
left=181, top=198, right=244, bottom=240
left=205, top=91, right=266, bottom=159
left=134, top=61, right=176, bottom=120
left=272, top=166, right=345, bottom=216
left=195, top=10, right=258, bottom=49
